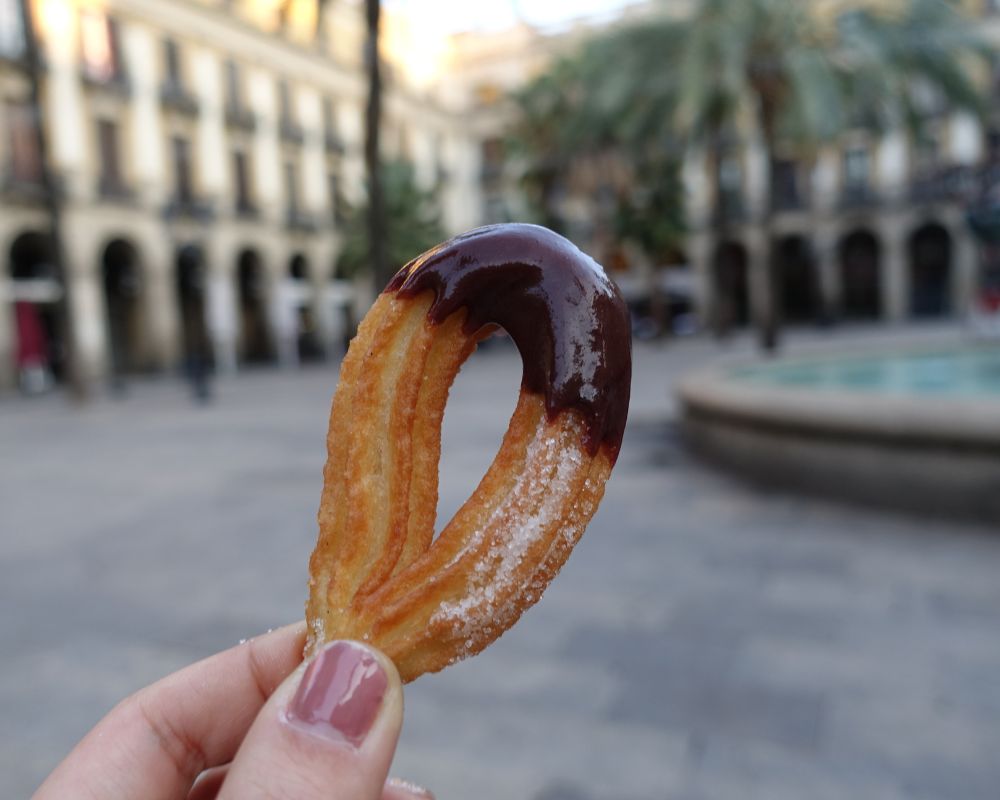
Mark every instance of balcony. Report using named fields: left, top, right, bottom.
left=286, top=206, right=317, bottom=233
left=234, top=198, right=259, bottom=220
left=0, top=48, right=29, bottom=70
left=163, top=194, right=214, bottom=222
left=712, top=192, right=746, bottom=226
left=909, top=165, right=978, bottom=205
left=839, top=183, right=880, bottom=210
left=81, top=67, right=130, bottom=97
left=480, top=161, right=503, bottom=183
left=97, top=176, right=135, bottom=203
left=279, top=119, right=305, bottom=145
left=771, top=186, right=809, bottom=214
left=160, top=82, right=200, bottom=116
left=324, top=132, right=345, bottom=154
left=224, top=103, right=256, bottom=133
left=1, top=166, right=46, bottom=203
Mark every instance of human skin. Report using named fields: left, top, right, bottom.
left=33, top=623, right=433, bottom=800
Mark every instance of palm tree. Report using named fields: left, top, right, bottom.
left=512, top=0, right=990, bottom=349
left=510, top=23, right=687, bottom=265
left=674, top=0, right=990, bottom=350
left=317, top=0, right=389, bottom=289
left=335, top=160, right=446, bottom=281
left=362, top=0, right=389, bottom=290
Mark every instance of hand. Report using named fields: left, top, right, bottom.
left=34, top=623, right=432, bottom=799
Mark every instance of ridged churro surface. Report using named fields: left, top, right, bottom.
left=307, top=224, right=631, bottom=682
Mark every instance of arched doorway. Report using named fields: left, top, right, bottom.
left=237, top=249, right=272, bottom=364
left=909, top=223, right=951, bottom=317
left=176, top=245, right=211, bottom=391
left=838, top=230, right=881, bottom=320
left=288, top=253, right=322, bottom=362
left=102, top=239, right=143, bottom=379
left=9, top=231, right=64, bottom=389
left=774, top=235, right=817, bottom=324
left=712, top=241, right=749, bottom=330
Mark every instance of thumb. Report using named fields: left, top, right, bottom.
left=218, top=640, right=403, bottom=799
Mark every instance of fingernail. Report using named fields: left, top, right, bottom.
left=284, top=640, right=388, bottom=747
left=386, top=777, right=436, bottom=799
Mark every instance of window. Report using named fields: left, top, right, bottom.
left=6, top=100, right=41, bottom=183
left=225, top=60, right=242, bottom=108
left=284, top=160, right=299, bottom=212
left=986, top=128, right=1000, bottom=164
left=718, top=155, right=742, bottom=193
left=715, top=153, right=743, bottom=218
left=843, top=147, right=870, bottom=188
left=163, top=39, right=181, bottom=86
left=480, top=137, right=503, bottom=183
left=233, top=150, right=252, bottom=211
left=771, top=158, right=801, bottom=209
left=913, top=131, right=941, bottom=174
left=322, top=98, right=335, bottom=134
left=328, top=171, right=342, bottom=222
left=172, top=136, right=193, bottom=201
left=434, top=135, right=447, bottom=183
left=322, top=97, right=340, bottom=150
left=80, top=9, right=121, bottom=82
left=0, top=0, right=24, bottom=59
left=398, top=126, right=410, bottom=160
left=97, top=118, right=123, bottom=191
left=278, top=80, right=292, bottom=122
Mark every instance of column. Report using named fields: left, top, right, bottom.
left=271, top=278, right=299, bottom=368
left=745, top=227, right=772, bottom=332
left=687, top=232, right=713, bottom=330
left=207, top=270, right=239, bottom=375
left=880, top=219, right=908, bottom=323
left=814, top=229, right=840, bottom=322
left=144, top=251, right=181, bottom=371
left=951, top=224, right=978, bottom=319
left=66, top=267, right=108, bottom=384
left=0, top=279, right=14, bottom=391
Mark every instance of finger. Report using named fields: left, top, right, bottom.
left=218, top=640, right=403, bottom=799
left=384, top=777, right=435, bottom=799
left=35, top=622, right=307, bottom=800
left=187, top=765, right=229, bottom=800
left=187, top=768, right=433, bottom=800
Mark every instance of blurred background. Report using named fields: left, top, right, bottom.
left=2, top=0, right=1000, bottom=797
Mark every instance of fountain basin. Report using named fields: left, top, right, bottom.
left=679, top=345, right=1000, bottom=523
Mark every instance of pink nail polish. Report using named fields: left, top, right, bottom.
left=285, top=640, right=387, bottom=747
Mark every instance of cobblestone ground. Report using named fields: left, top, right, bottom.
left=2, top=334, right=999, bottom=799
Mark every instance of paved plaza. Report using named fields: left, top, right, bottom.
left=2, top=335, right=999, bottom=799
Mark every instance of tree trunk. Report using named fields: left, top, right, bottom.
left=707, top=141, right=731, bottom=339
left=364, top=0, right=389, bottom=290
left=18, top=0, right=86, bottom=400
left=758, top=108, right=780, bottom=354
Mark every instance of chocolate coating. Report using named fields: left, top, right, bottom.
left=385, top=223, right=632, bottom=459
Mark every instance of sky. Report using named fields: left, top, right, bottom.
left=383, top=0, right=638, bottom=34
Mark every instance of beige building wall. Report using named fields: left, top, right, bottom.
left=1, top=0, right=487, bottom=392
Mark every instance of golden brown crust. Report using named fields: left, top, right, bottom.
left=306, top=291, right=616, bottom=682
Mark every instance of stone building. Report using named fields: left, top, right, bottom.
left=5, top=0, right=999, bottom=395
left=456, top=1, right=1000, bottom=335
left=0, top=0, right=483, bottom=391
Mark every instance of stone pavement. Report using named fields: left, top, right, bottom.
left=2, top=335, right=999, bottom=799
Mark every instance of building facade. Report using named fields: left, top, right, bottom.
left=0, top=0, right=483, bottom=391
left=455, top=1, right=1000, bottom=336
left=5, top=0, right=999, bottom=394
